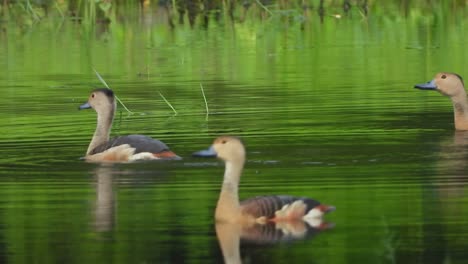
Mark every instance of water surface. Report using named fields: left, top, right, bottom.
left=1, top=7, right=468, bottom=263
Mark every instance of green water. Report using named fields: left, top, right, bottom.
left=1, top=3, right=468, bottom=263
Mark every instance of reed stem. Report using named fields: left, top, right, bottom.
left=93, top=68, right=134, bottom=114
left=159, top=92, right=178, bottom=115
left=200, top=83, right=209, bottom=119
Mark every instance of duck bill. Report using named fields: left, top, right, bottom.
left=79, top=102, right=91, bottom=110
left=192, top=146, right=217, bottom=158
left=414, top=79, right=437, bottom=90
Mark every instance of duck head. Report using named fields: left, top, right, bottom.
left=79, top=88, right=116, bottom=113
left=193, top=136, right=246, bottom=163
left=414, top=72, right=465, bottom=97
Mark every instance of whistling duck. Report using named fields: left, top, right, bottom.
left=79, top=88, right=181, bottom=162
left=415, top=72, right=467, bottom=130
left=193, top=136, right=334, bottom=224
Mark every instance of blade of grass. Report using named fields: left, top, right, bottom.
left=254, top=0, right=273, bottom=15
left=93, top=68, right=134, bottom=114
left=159, top=92, right=178, bottom=115
left=26, top=0, right=40, bottom=21
left=200, top=83, right=209, bottom=119
left=54, top=1, right=65, bottom=18
left=93, top=68, right=111, bottom=88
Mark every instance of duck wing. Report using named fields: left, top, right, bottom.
left=89, top=135, right=170, bottom=155
left=240, top=195, right=321, bottom=219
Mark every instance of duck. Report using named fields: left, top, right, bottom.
left=193, top=136, right=335, bottom=224
left=79, top=88, right=181, bottom=162
left=415, top=72, right=467, bottom=130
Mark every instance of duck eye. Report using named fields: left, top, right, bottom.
left=441, top=75, right=447, bottom=79
left=91, top=93, right=95, bottom=98
left=221, top=140, right=227, bottom=144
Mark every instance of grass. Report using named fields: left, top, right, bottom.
left=93, top=68, right=134, bottom=114
left=200, top=83, right=209, bottom=119
left=93, top=69, right=210, bottom=117
left=3, top=0, right=466, bottom=31
left=254, top=0, right=274, bottom=16
left=158, top=92, right=178, bottom=115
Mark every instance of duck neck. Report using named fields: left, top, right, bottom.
left=215, top=158, right=245, bottom=221
left=87, top=104, right=115, bottom=155
left=215, top=223, right=242, bottom=264
left=451, top=90, right=468, bottom=130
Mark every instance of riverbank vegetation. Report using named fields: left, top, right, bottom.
left=0, top=0, right=466, bottom=31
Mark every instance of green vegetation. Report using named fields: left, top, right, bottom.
left=1, top=0, right=467, bottom=31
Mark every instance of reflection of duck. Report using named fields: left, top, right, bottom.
left=414, top=131, right=468, bottom=262
left=216, top=221, right=333, bottom=264
left=415, top=72, right=467, bottom=130
left=79, top=88, right=181, bottom=162
left=193, top=136, right=335, bottom=224
left=93, top=166, right=115, bottom=232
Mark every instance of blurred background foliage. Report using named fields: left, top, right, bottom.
left=0, top=0, right=467, bottom=31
